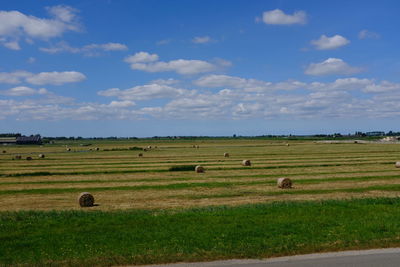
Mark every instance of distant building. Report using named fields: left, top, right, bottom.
left=16, top=135, right=42, bottom=145
left=365, top=131, right=385, bottom=136
left=0, top=137, right=17, bottom=145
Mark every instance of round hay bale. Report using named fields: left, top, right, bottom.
left=242, top=159, right=251, bottom=166
left=224, top=152, right=229, bottom=158
left=95, top=147, right=99, bottom=151
left=195, top=165, right=205, bottom=173
left=2, top=150, right=6, bottom=153
left=38, top=154, right=45, bottom=158
left=277, top=177, right=292, bottom=189
left=78, top=192, right=94, bottom=207
left=26, top=156, right=32, bottom=161
left=138, top=153, right=143, bottom=157
left=395, top=162, right=400, bottom=168
left=286, top=143, right=290, bottom=146
left=196, top=145, right=200, bottom=149
left=147, top=146, right=152, bottom=149
left=15, top=155, right=22, bottom=160
left=66, top=148, right=71, bottom=151
left=143, top=148, right=147, bottom=152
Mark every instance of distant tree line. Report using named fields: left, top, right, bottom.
left=3, top=131, right=400, bottom=140
left=0, top=133, right=22, bottom=137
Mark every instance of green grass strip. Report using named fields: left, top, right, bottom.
left=0, top=161, right=395, bottom=177
left=2, top=198, right=400, bottom=266
left=1, top=176, right=400, bottom=196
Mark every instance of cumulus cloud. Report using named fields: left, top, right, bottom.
left=3, top=72, right=400, bottom=122
left=40, top=41, right=128, bottom=55
left=0, top=5, right=80, bottom=50
left=124, top=52, right=159, bottom=63
left=305, top=58, right=362, bottom=76
left=192, top=36, right=213, bottom=44
left=0, top=71, right=32, bottom=84
left=358, top=30, right=380, bottom=39
left=311, top=35, right=350, bottom=50
left=0, top=86, right=42, bottom=96
left=124, top=52, right=225, bottom=75
left=261, top=9, right=307, bottom=25
left=0, top=71, right=86, bottom=85
left=194, top=74, right=305, bottom=92
left=108, top=100, right=135, bottom=108
left=26, top=71, right=86, bottom=85
left=98, top=83, right=194, bottom=101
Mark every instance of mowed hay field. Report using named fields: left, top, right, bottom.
left=1, top=138, right=400, bottom=211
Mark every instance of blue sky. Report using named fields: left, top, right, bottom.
left=1, top=0, right=399, bottom=137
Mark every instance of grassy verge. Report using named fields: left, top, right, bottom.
left=2, top=198, right=400, bottom=266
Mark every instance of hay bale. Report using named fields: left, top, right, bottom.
left=195, top=165, right=205, bottom=173
left=138, top=153, right=143, bottom=157
left=143, top=148, right=147, bottom=152
left=286, top=143, right=290, bottom=146
left=277, top=177, right=292, bottom=189
left=147, top=146, right=152, bottom=149
left=224, top=152, right=229, bottom=158
left=26, top=156, right=32, bottom=161
left=78, top=192, right=94, bottom=207
left=95, top=147, right=99, bottom=151
left=66, top=148, right=71, bottom=151
left=395, top=162, right=400, bottom=168
left=242, top=159, right=251, bottom=166
left=196, top=145, right=199, bottom=149
left=15, top=155, right=22, bottom=160
left=38, top=154, right=45, bottom=158
left=192, top=145, right=196, bottom=148
left=2, top=150, right=6, bottom=153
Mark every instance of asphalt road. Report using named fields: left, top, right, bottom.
left=141, top=248, right=400, bottom=267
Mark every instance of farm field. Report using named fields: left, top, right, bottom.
left=1, top=139, right=400, bottom=211
left=2, top=138, right=400, bottom=266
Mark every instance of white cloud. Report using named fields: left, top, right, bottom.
left=0, top=71, right=32, bottom=84
left=309, top=78, right=371, bottom=91
left=26, top=71, right=86, bottom=85
left=194, top=74, right=305, bottom=92
left=98, top=83, right=194, bottom=101
left=156, top=39, right=172, bottom=45
left=150, top=78, right=180, bottom=85
left=311, top=35, right=350, bottom=50
left=0, top=70, right=86, bottom=85
left=192, top=36, right=213, bottom=44
left=305, top=58, right=362, bottom=76
left=125, top=52, right=222, bottom=75
left=363, top=81, right=400, bottom=93
left=3, top=71, right=400, bottom=122
left=3, top=40, right=20, bottom=50
left=358, top=30, right=380, bottom=40
left=108, top=100, right=135, bottom=108
left=27, top=57, right=36, bottom=63
left=40, top=41, right=128, bottom=55
left=261, top=9, right=307, bottom=25
left=0, top=5, right=80, bottom=50
left=124, top=52, right=159, bottom=63
left=83, top=42, right=128, bottom=51
left=0, top=86, right=38, bottom=96
left=130, top=60, right=216, bottom=75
